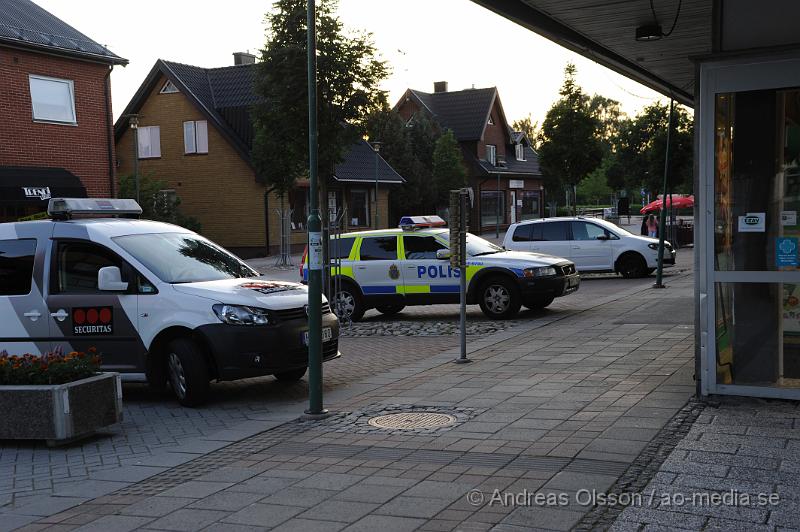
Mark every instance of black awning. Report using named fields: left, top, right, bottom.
left=0, top=167, right=87, bottom=204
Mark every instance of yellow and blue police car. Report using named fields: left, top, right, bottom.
left=301, top=216, right=580, bottom=321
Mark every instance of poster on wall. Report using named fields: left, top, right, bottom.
left=737, top=212, right=766, bottom=232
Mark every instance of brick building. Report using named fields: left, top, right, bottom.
left=0, top=0, right=127, bottom=222
left=394, top=83, right=543, bottom=233
left=115, top=56, right=404, bottom=257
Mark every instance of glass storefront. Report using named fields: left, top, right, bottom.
left=520, top=191, right=540, bottom=221
left=712, top=85, right=800, bottom=391
left=480, top=191, right=504, bottom=228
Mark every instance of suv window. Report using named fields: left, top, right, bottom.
left=0, top=239, right=36, bottom=296
left=512, top=224, right=534, bottom=242
left=359, top=236, right=397, bottom=261
left=536, top=221, right=570, bottom=241
left=571, top=221, right=610, bottom=241
left=55, top=241, right=123, bottom=293
left=403, top=236, right=445, bottom=259
left=329, top=237, right=355, bottom=260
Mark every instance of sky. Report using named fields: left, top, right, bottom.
left=33, top=0, right=666, bottom=125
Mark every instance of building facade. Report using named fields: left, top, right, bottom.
left=394, top=83, right=544, bottom=233
left=115, top=57, right=403, bottom=257
left=0, top=0, right=127, bottom=222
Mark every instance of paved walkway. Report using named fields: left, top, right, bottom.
left=10, top=273, right=697, bottom=531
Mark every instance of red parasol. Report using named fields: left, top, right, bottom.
left=640, top=194, right=694, bottom=214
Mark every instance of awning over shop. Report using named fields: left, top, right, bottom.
left=0, top=167, right=87, bottom=204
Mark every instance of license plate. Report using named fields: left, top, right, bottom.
left=303, top=327, right=332, bottom=345
left=568, top=276, right=579, bottom=288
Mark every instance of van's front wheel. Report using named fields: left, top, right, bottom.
left=166, top=337, right=210, bottom=407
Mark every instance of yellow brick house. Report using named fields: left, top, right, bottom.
left=114, top=54, right=404, bottom=257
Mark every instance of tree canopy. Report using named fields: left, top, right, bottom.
left=251, top=0, right=389, bottom=203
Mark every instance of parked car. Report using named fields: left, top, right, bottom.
left=503, top=217, right=676, bottom=278
left=0, top=198, right=340, bottom=406
left=301, top=216, right=580, bottom=321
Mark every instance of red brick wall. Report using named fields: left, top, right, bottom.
left=479, top=101, right=507, bottom=160
left=0, top=47, right=115, bottom=197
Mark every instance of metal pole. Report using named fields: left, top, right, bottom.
left=305, top=0, right=326, bottom=416
left=455, top=189, right=470, bottom=364
left=495, top=174, right=500, bottom=239
left=130, top=115, right=140, bottom=204
left=373, top=143, right=380, bottom=228
left=654, top=98, right=674, bottom=289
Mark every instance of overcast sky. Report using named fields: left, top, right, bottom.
left=33, top=0, right=665, bottom=124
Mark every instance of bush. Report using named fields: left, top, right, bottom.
left=0, top=348, right=101, bottom=385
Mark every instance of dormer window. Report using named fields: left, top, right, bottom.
left=160, top=80, right=179, bottom=94
left=486, top=144, right=497, bottom=166
left=515, top=143, right=525, bottom=161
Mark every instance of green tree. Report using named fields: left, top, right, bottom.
left=577, top=161, right=613, bottom=204
left=432, top=129, right=468, bottom=208
left=606, top=102, right=693, bottom=195
left=118, top=173, right=201, bottom=232
left=251, top=0, right=389, bottom=210
left=589, top=95, right=622, bottom=155
left=537, top=64, right=603, bottom=214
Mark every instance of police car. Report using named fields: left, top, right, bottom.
left=0, top=198, right=340, bottom=406
left=301, top=216, right=580, bottom=321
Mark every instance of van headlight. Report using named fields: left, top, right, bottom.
left=523, top=266, right=557, bottom=278
left=212, top=304, right=270, bottom=325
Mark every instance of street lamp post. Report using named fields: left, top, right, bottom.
left=129, top=114, right=140, bottom=203
left=495, top=173, right=500, bottom=239
left=371, top=142, right=381, bottom=228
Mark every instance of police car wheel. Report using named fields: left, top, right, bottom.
left=478, top=277, right=521, bottom=320
left=523, top=295, right=554, bottom=310
left=274, top=367, right=307, bottom=382
left=376, top=304, right=405, bottom=316
left=166, top=338, right=210, bottom=407
left=335, top=284, right=365, bottom=321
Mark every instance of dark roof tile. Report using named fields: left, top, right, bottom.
left=409, top=87, right=496, bottom=141
left=334, top=140, right=404, bottom=184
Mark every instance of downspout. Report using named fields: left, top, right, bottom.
left=264, top=188, right=271, bottom=256
left=104, top=66, right=115, bottom=197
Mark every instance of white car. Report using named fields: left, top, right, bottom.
left=503, top=217, right=676, bottom=278
left=0, top=198, right=340, bottom=406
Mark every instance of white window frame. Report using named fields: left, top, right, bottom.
left=137, top=126, right=161, bottom=159
left=183, top=120, right=208, bottom=154
left=28, top=74, right=76, bottom=124
left=486, top=144, right=497, bottom=166
left=488, top=116, right=494, bottom=125
left=515, top=143, right=526, bottom=161
left=160, top=80, right=179, bottom=94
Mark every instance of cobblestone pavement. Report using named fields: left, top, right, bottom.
left=611, top=398, right=800, bottom=531
left=11, top=272, right=698, bottom=531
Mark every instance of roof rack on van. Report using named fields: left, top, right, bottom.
left=398, top=215, right=446, bottom=230
left=48, top=198, right=143, bottom=220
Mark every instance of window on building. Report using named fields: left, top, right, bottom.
left=480, top=190, right=504, bottom=227
left=0, top=239, right=36, bottom=296
left=349, top=189, right=369, bottom=226
left=515, top=143, right=526, bottom=161
left=183, top=120, right=208, bottom=154
left=290, top=188, right=309, bottom=230
left=29, top=75, right=76, bottom=124
left=488, top=116, right=494, bottom=125
left=359, top=236, right=397, bottom=261
left=138, top=126, right=161, bottom=159
left=160, top=80, right=179, bottom=94
left=486, top=145, right=497, bottom=166
left=403, top=235, right=446, bottom=259
left=520, top=191, right=540, bottom=221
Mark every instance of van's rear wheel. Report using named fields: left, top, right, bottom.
left=166, top=337, right=210, bottom=407
left=617, top=253, right=648, bottom=279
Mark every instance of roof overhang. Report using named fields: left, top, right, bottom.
left=0, top=37, right=128, bottom=66
left=470, top=0, right=712, bottom=107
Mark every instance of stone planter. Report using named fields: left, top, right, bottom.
left=0, top=373, right=122, bottom=446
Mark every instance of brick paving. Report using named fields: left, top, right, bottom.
left=6, top=272, right=702, bottom=531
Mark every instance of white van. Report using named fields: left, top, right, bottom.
left=0, top=198, right=339, bottom=406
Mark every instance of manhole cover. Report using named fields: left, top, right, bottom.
left=368, top=412, right=457, bottom=430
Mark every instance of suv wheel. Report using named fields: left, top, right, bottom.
left=166, top=337, right=210, bottom=407
left=617, top=253, right=647, bottom=279
left=478, top=276, right=522, bottom=319
left=376, top=304, right=405, bottom=316
left=334, top=282, right=365, bottom=321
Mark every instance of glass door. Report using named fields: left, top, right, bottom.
left=700, top=53, right=800, bottom=398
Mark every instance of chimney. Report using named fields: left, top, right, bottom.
left=233, top=52, right=256, bottom=65
left=433, top=81, right=448, bottom=93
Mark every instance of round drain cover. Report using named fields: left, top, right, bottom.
left=368, top=412, right=457, bottom=430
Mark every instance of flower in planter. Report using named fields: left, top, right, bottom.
left=0, top=348, right=102, bottom=386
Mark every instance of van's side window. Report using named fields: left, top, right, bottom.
left=0, top=239, right=36, bottom=296
left=55, top=241, right=123, bottom=293
left=512, top=224, right=533, bottom=242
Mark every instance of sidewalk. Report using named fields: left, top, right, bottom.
left=12, top=272, right=698, bottom=531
